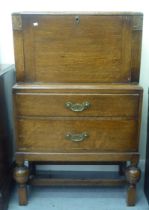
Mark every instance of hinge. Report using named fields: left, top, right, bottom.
left=12, top=15, right=22, bottom=30
left=132, top=15, right=143, bottom=31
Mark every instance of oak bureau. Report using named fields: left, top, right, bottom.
left=12, top=12, right=143, bottom=206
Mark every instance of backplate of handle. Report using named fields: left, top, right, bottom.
left=65, top=101, right=90, bottom=112
left=65, top=132, right=88, bottom=142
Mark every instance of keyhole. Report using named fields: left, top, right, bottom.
left=75, top=16, right=80, bottom=24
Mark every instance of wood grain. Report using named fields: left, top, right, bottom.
left=12, top=12, right=143, bottom=206
left=12, top=13, right=143, bottom=83
left=13, top=31, right=25, bottom=81
left=15, top=93, right=140, bottom=117
left=16, top=118, right=138, bottom=153
left=30, top=177, right=126, bottom=187
left=15, top=152, right=139, bottom=163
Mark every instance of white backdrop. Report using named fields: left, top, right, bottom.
left=0, top=0, right=149, bottom=168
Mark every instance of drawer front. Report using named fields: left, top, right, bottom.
left=16, top=118, right=138, bottom=152
left=15, top=93, right=139, bottom=117
left=16, top=15, right=133, bottom=82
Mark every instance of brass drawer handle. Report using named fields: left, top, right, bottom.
left=65, top=101, right=90, bottom=112
left=65, top=132, right=88, bottom=142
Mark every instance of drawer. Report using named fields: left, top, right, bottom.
left=16, top=118, right=138, bottom=152
left=15, top=93, right=139, bottom=117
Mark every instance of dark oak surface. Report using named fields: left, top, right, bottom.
left=13, top=83, right=143, bottom=92
left=144, top=89, right=149, bottom=203
left=15, top=92, right=140, bottom=117
left=16, top=118, right=138, bottom=152
left=0, top=65, right=15, bottom=210
left=12, top=12, right=143, bottom=206
left=12, top=13, right=143, bottom=83
left=13, top=84, right=142, bottom=156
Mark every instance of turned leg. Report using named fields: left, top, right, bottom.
left=14, top=162, right=29, bottom=205
left=125, top=165, right=141, bottom=206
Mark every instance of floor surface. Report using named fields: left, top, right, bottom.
left=8, top=184, right=148, bottom=210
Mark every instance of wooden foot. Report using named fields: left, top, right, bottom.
left=14, top=164, right=29, bottom=205
left=127, top=184, right=136, bottom=206
left=125, top=165, right=141, bottom=206
left=18, top=185, right=28, bottom=205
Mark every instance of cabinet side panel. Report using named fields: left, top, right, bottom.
left=131, top=15, right=143, bottom=82
left=12, top=15, right=25, bottom=82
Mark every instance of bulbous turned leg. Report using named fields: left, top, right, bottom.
left=14, top=164, right=29, bottom=205
left=125, top=165, right=141, bottom=206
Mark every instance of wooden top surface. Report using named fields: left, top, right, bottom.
left=12, top=11, right=143, bottom=16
